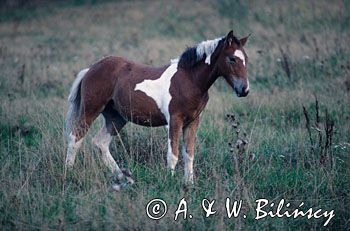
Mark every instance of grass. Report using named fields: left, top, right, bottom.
left=1, top=0, right=349, bottom=229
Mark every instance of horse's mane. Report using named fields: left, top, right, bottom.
left=178, top=37, right=225, bottom=69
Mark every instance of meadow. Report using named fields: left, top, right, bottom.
left=0, top=0, right=349, bottom=229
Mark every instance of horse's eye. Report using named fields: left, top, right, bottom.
left=227, top=57, right=236, bottom=64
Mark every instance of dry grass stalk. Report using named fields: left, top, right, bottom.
left=226, top=114, right=252, bottom=230
left=302, top=97, right=335, bottom=168
left=279, top=47, right=292, bottom=79
left=302, top=105, right=314, bottom=152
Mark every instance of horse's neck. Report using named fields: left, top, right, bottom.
left=190, top=61, right=219, bottom=93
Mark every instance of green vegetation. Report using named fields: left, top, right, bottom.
left=0, top=0, right=349, bottom=229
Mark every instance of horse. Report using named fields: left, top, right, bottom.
left=65, top=30, right=250, bottom=190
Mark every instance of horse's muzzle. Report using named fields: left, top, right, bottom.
left=233, top=80, right=249, bottom=97
left=236, top=88, right=249, bottom=97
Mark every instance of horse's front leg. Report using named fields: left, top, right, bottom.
left=167, top=115, right=183, bottom=175
left=182, top=117, right=200, bottom=184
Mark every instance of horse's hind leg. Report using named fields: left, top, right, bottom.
left=66, top=100, right=104, bottom=169
left=66, top=133, right=84, bottom=168
left=93, top=105, right=127, bottom=181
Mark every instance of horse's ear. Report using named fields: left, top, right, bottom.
left=225, top=30, right=234, bottom=46
left=240, top=34, right=251, bottom=46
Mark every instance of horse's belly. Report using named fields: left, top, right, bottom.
left=130, top=114, right=167, bottom=127
left=114, top=100, right=168, bottom=127
left=113, top=75, right=171, bottom=127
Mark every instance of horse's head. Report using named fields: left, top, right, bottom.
left=217, top=30, right=250, bottom=97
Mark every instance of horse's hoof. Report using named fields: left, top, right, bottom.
left=112, top=184, right=122, bottom=191
left=111, top=169, right=135, bottom=191
left=111, top=181, right=133, bottom=191
left=121, top=168, right=133, bottom=177
left=126, top=176, right=134, bottom=185
left=120, top=168, right=135, bottom=185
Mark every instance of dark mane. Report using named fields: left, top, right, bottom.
left=178, top=37, right=225, bottom=69
left=178, top=47, right=198, bottom=69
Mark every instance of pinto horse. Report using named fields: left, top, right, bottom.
left=65, top=30, right=250, bottom=189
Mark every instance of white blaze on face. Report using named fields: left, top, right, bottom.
left=246, top=80, right=250, bottom=92
left=234, top=50, right=246, bottom=66
left=134, top=61, right=178, bottom=124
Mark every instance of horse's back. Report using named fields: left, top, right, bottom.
left=79, top=55, right=168, bottom=126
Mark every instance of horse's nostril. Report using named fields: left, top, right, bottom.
left=237, top=89, right=249, bottom=97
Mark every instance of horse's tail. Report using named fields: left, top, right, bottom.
left=65, top=68, right=89, bottom=139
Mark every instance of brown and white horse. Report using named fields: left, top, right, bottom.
left=65, top=30, right=250, bottom=189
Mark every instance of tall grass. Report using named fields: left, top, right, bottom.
left=0, top=0, right=349, bottom=229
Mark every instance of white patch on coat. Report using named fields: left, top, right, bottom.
left=93, top=118, right=123, bottom=179
left=234, top=50, right=246, bottom=66
left=65, top=133, right=83, bottom=168
left=135, top=62, right=179, bottom=176
left=196, top=37, right=223, bottom=65
left=134, top=61, right=178, bottom=123
left=182, top=146, right=194, bottom=184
